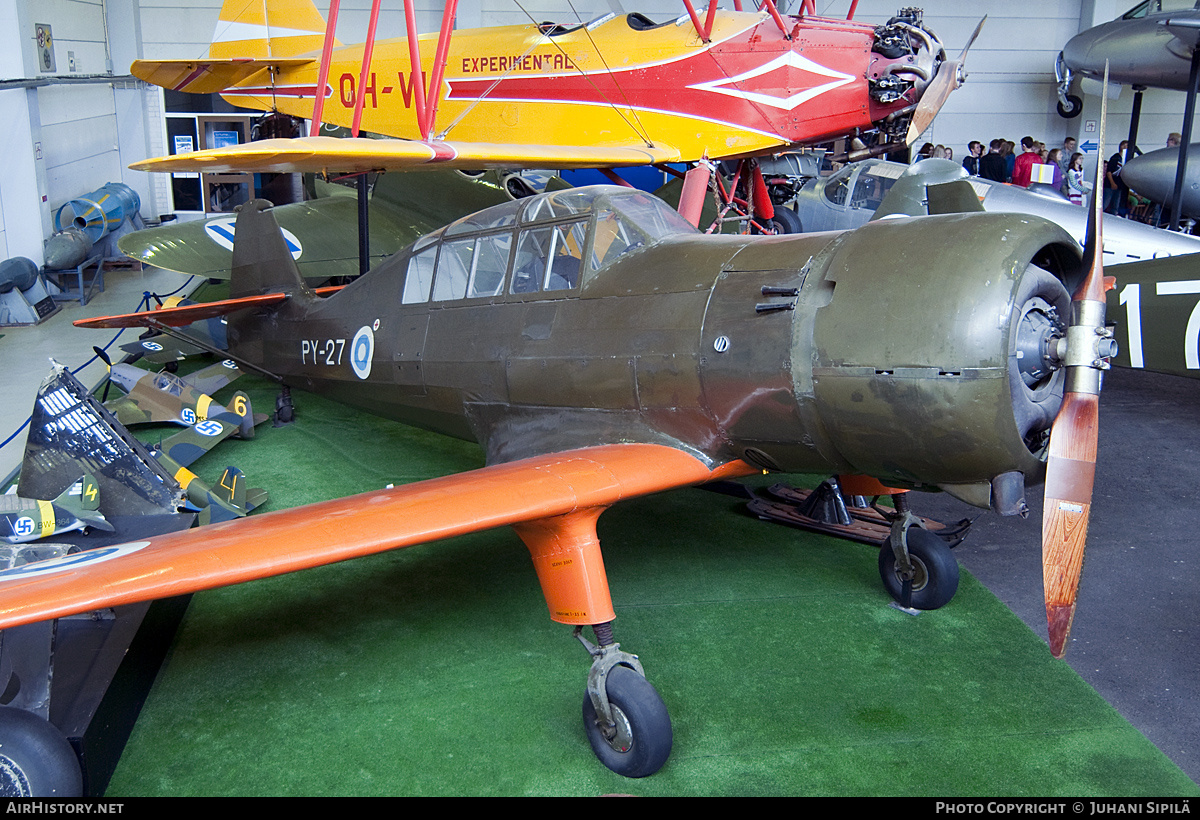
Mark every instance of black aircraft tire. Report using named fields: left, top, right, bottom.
left=582, top=665, right=672, bottom=778
left=0, top=707, right=82, bottom=797
left=771, top=207, right=803, bottom=234
left=754, top=206, right=802, bottom=235
left=1057, top=94, right=1083, bottom=119
left=878, top=528, right=960, bottom=610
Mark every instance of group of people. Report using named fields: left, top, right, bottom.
left=924, top=132, right=1184, bottom=219
left=941, top=137, right=1090, bottom=205
left=1100, top=133, right=1180, bottom=219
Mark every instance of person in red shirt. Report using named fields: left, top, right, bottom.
left=1011, top=136, right=1041, bottom=188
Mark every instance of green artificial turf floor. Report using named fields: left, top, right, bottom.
left=101, top=367, right=1199, bottom=797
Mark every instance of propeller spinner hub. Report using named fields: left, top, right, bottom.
left=1062, top=300, right=1118, bottom=395
left=1014, top=297, right=1064, bottom=390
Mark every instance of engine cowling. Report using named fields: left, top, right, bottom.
left=700, top=212, right=1080, bottom=512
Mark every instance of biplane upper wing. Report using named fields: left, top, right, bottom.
left=129, top=136, right=682, bottom=175
left=0, top=444, right=754, bottom=630
left=132, top=58, right=315, bottom=95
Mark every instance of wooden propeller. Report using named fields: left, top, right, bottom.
left=1041, top=64, right=1117, bottom=658
left=906, top=17, right=985, bottom=145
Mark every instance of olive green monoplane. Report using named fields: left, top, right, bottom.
left=2, top=182, right=1118, bottom=781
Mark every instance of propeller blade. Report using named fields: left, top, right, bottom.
left=906, top=59, right=959, bottom=145
left=1040, top=63, right=1114, bottom=658
left=1041, top=392, right=1099, bottom=658
left=958, top=15, right=986, bottom=63
left=905, top=17, right=985, bottom=145
left=91, top=345, right=111, bottom=368
left=92, top=345, right=113, bottom=401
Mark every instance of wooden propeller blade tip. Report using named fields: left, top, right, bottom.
left=1047, top=603, right=1076, bottom=658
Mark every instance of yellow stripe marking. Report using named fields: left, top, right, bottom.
left=37, top=500, right=55, bottom=537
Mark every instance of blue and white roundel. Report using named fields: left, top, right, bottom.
left=351, top=326, right=374, bottom=380
left=204, top=218, right=303, bottom=260
left=0, top=541, right=150, bottom=581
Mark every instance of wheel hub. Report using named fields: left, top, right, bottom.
left=897, top=555, right=930, bottom=592
left=0, top=754, right=31, bottom=797
left=599, top=704, right=635, bottom=754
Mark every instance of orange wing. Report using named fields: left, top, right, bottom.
left=0, top=444, right=754, bottom=630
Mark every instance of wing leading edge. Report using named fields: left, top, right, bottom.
left=128, top=136, right=682, bottom=175
left=0, top=444, right=755, bottom=631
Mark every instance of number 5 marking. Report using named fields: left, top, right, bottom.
left=1156, top=280, right=1200, bottom=369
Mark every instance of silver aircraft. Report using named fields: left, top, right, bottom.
left=1121, top=143, right=1200, bottom=216
left=1055, top=0, right=1200, bottom=117
left=773, top=157, right=1200, bottom=264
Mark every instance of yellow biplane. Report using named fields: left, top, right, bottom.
left=132, top=0, right=977, bottom=226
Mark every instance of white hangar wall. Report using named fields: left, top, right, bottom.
left=3, top=0, right=156, bottom=266
left=7, top=0, right=1200, bottom=258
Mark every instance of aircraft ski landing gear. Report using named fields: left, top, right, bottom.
left=879, top=514, right=960, bottom=611
left=274, top=384, right=295, bottom=426
left=575, top=624, right=672, bottom=778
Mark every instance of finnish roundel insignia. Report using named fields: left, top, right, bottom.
left=0, top=541, right=150, bottom=581
left=204, top=218, right=303, bottom=260
left=351, top=326, right=374, bottom=380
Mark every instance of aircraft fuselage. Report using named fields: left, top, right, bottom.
left=226, top=187, right=1082, bottom=512
left=1060, top=6, right=1200, bottom=91
left=206, top=10, right=940, bottom=160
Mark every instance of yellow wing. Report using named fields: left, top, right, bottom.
left=129, top=135, right=682, bottom=175
left=132, top=58, right=314, bottom=95
left=0, top=444, right=752, bottom=630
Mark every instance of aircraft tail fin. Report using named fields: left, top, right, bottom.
left=209, top=0, right=331, bottom=60
left=230, top=200, right=314, bottom=300
left=54, top=474, right=101, bottom=513
left=926, top=180, right=987, bottom=216
left=215, top=391, right=262, bottom=440
left=53, top=475, right=115, bottom=533
left=198, top=467, right=249, bottom=526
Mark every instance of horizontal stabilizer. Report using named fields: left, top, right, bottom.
left=129, top=136, right=681, bottom=175
left=131, top=58, right=313, bottom=95
left=73, top=292, right=289, bottom=329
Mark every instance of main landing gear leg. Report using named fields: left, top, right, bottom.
left=513, top=509, right=672, bottom=778
left=576, top=623, right=672, bottom=778
left=879, top=501, right=960, bottom=611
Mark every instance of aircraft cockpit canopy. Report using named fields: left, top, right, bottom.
left=151, top=371, right=186, bottom=397
left=1120, top=0, right=1197, bottom=20
left=401, top=186, right=696, bottom=305
left=822, top=162, right=902, bottom=212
